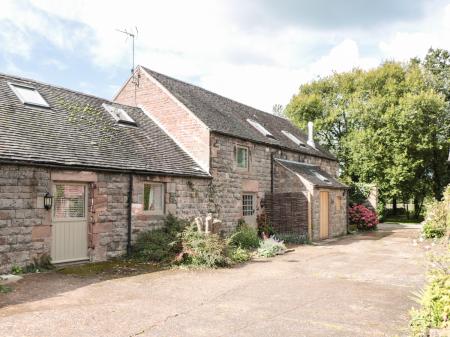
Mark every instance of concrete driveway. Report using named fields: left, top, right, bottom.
left=0, top=223, right=425, bottom=337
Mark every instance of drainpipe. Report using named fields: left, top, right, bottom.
left=346, top=189, right=349, bottom=234
left=127, top=173, right=133, bottom=256
left=270, top=152, right=274, bottom=193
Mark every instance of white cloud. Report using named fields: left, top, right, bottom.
left=0, top=0, right=449, bottom=112
left=379, top=3, right=450, bottom=61
left=309, top=39, right=379, bottom=77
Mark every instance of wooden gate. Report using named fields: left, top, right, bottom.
left=264, top=192, right=308, bottom=235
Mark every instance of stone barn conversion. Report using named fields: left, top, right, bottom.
left=0, top=68, right=349, bottom=272
left=0, top=73, right=211, bottom=273
left=115, top=66, right=348, bottom=241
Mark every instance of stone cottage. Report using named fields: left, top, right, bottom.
left=114, top=66, right=348, bottom=240
left=0, top=73, right=211, bottom=273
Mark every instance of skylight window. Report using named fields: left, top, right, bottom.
left=311, top=170, right=331, bottom=184
left=102, top=103, right=136, bottom=126
left=9, top=83, right=49, bottom=107
left=282, top=130, right=305, bottom=147
left=246, top=119, right=275, bottom=139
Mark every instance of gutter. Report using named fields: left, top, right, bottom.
left=127, top=173, right=133, bottom=256
left=0, top=158, right=211, bottom=179
left=211, top=130, right=337, bottom=162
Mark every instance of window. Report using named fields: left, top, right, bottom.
left=9, top=83, right=49, bottom=107
left=236, top=146, right=249, bottom=169
left=246, top=119, right=275, bottom=139
left=102, top=103, right=136, bottom=126
left=282, top=130, right=305, bottom=147
left=242, top=194, right=255, bottom=216
left=53, top=184, right=86, bottom=219
left=143, top=183, right=164, bottom=213
left=311, top=170, right=331, bottom=184
left=336, top=196, right=342, bottom=211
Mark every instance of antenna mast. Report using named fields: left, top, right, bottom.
left=116, top=27, right=139, bottom=85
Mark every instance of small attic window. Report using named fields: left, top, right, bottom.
left=246, top=119, right=275, bottom=139
left=102, top=103, right=136, bottom=126
left=311, top=170, right=331, bottom=184
left=282, top=130, right=305, bottom=147
left=9, top=83, right=49, bottom=108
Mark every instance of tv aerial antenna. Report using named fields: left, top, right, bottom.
left=116, top=27, right=139, bottom=85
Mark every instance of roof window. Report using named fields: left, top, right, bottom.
left=102, top=103, right=136, bottom=126
left=246, top=119, right=275, bottom=139
left=9, top=83, right=49, bottom=107
left=311, top=170, right=331, bottom=184
left=282, top=130, right=305, bottom=147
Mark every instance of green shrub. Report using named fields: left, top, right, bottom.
left=133, top=214, right=187, bottom=263
left=410, top=272, right=450, bottom=336
left=228, top=224, right=260, bottom=249
left=422, top=200, right=447, bottom=239
left=11, top=265, right=23, bottom=275
left=0, top=285, right=11, bottom=294
left=179, top=225, right=230, bottom=268
left=256, top=237, right=287, bottom=258
left=228, top=246, right=252, bottom=264
left=134, top=229, right=179, bottom=262
left=274, top=232, right=308, bottom=245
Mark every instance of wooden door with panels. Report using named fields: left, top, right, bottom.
left=51, top=183, right=89, bottom=263
left=319, top=191, right=329, bottom=239
left=242, top=193, right=257, bottom=226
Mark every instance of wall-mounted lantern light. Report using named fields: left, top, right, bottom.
left=43, top=192, right=53, bottom=210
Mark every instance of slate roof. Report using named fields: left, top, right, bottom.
left=275, top=159, right=348, bottom=189
left=142, top=67, right=336, bottom=161
left=0, top=73, right=209, bottom=177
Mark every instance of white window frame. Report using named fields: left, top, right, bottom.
left=282, top=130, right=305, bottom=147
left=242, top=194, right=255, bottom=216
left=8, top=82, right=50, bottom=108
left=102, top=103, right=137, bottom=126
left=236, top=145, right=249, bottom=170
left=246, top=119, right=275, bottom=139
left=142, top=183, right=165, bottom=215
left=52, top=183, right=88, bottom=222
left=311, top=170, right=331, bottom=184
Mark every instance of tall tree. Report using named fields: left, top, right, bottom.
left=285, top=58, right=450, bottom=215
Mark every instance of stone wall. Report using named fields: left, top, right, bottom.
left=209, top=133, right=340, bottom=231
left=310, top=189, right=348, bottom=240
left=0, top=164, right=210, bottom=273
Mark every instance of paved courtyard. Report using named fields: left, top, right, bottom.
left=0, top=224, right=425, bottom=337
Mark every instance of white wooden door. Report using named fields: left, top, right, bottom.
left=242, top=193, right=257, bottom=226
left=51, top=183, right=89, bottom=263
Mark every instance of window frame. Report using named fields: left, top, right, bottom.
left=142, top=182, right=165, bottom=215
left=235, top=145, right=249, bottom=170
left=52, top=183, right=88, bottom=222
left=246, top=119, right=276, bottom=139
left=281, top=130, right=305, bottom=147
left=242, top=194, right=255, bottom=216
left=8, top=82, right=50, bottom=108
left=102, top=103, right=137, bottom=126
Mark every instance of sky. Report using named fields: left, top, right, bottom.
left=1, top=0, right=450, bottom=112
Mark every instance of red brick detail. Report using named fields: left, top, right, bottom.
left=114, top=68, right=210, bottom=171
left=32, top=225, right=51, bottom=241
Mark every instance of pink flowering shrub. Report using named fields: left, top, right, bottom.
left=348, top=204, right=379, bottom=230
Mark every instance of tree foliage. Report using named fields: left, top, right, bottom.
left=286, top=49, right=450, bottom=215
